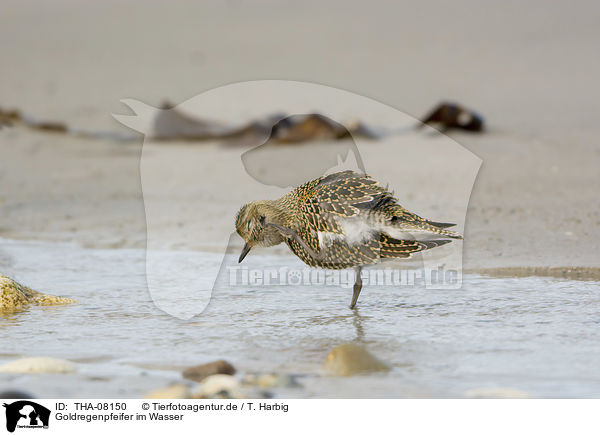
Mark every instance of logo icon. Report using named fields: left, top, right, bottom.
left=3, top=401, right=50, bottom=433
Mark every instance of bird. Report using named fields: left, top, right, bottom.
left=235, top=170, right=462, bottom=309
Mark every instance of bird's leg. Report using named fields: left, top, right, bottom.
left=350, top=266, right=362, bottom=309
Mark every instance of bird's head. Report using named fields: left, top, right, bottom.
left=235, top=201, right=286, bottom=262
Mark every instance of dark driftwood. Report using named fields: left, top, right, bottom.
left=153, top=104, right=382, bottom=145
left=1, top=104, right=383, bottom=145
left=417, top=102, right=484, bottom=132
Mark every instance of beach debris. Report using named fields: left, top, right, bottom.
left=238, top=113, right=375, bottom=187
left=152, top=101, right=242, bottom=140
left=464, top=387, right=531, bottom=399
left=2, top=103, right=383, bottom=145
left=0, top=106, right=135, bottom=141
left=242, top=373, right=302, bottom=388
left=0, top=390, right=35, bottom=399
left=30, top=121, right=68, bottom=133
left=241, top=135, right=366, bottom=188
left=0, top=274, right=75, bottom=311
left=0, top=107, right=67, bottom=133
left=324, top=343, right=390, bottom=376
left=182, top=359, right=236, bottom=382
left=0, top=357, right=77, bottom=374
left=417, top=102, right=484, bottom=132
left=269, top=114, right=379, bottom=143
left=152, top=104, right=381, bottom=145
left=0, top=108, right=18, bottom=129
left=144, top=384, right=192, bottom=399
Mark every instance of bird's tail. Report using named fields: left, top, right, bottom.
left=386, top=203, right=463, bottom=239
left=426, top=220, right=456, bottom=229
left=410, top=225, right=463, bottom=239
left=379, top=235, right=453, bottom=259
left=390, top=217, right=463, bottom=239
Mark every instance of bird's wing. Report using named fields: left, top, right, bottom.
left=297, top=170, right=459, bottom=237
left=296, top=171, right=381, bottom=233
left=301, top=170, right=424, bottom=225
left=285, top=170, right=460, bottom=266
left=319, top=172, right=463, bottom=238
left=284, top=231, right=381, bottom=269
left=309, top=170, right=382, bottom=217
left=277, top=171, right=380, bottom=264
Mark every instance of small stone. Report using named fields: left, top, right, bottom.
left=0, top=357, right=77, bottom=374
left=144, top=384, right=191, bottom=399
left=193, top=374, right=241, bottom=398
left=324, top=343, right=390, bottom=376
left=0, top=274, right=75, bottom=311
left=182, top=360, right=235, bottom=382
left=464, top=387, right=531, bottom=399
left=242, top=373, right=301, bottom=388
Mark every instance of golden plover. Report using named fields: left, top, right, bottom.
left=235, top=170, right=462, bottom=309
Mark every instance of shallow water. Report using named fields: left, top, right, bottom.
left=1, top=238, right=599, bottom=398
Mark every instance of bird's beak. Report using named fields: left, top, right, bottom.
left=238, top=243, right=251, bottom=263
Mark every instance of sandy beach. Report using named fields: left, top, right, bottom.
left=2, top=0, right=599, bottom=274
left=1, top=0, right=599, bottom=400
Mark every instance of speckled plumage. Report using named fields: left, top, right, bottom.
left=235, top=170, right=462, bottom=308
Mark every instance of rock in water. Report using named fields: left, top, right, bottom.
left=144, top=384, right=191, bottom=399
left=182, top=360, right=236, bottom=382
left=194, top=374, right=242, bottom=398
left=0, top=357, right=77, bottom=374
left=242, top=373, right=301, bottom=388
left=0, top=274, right=75, bottom=311
left=324, top=343, right=390, bottom=376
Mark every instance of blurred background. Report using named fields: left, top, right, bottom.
left=2, top=0, right=599, bottom=269
left=1, top=0, right=598, bottom=137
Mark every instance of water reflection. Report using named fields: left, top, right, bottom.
left=351, top=309, right=365, bottom=342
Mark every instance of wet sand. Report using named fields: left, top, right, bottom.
left=1, top=126, right=598, bottom=275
